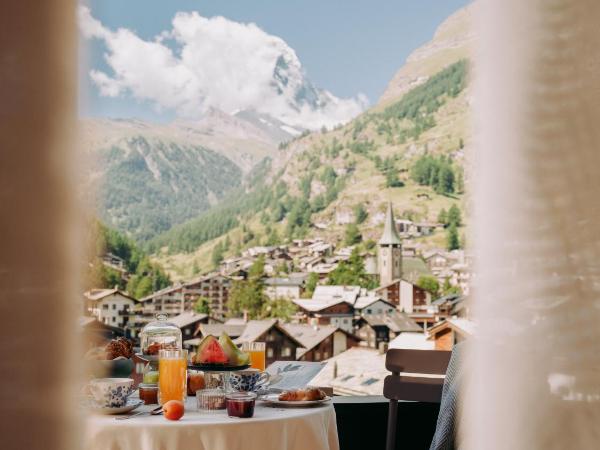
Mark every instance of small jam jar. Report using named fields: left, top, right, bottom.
left=138, top=383, right=159, bottom=405
left=225, top=391, right=257, bottom=418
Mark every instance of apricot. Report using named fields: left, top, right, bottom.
left=162, top=400, right=185, bottom=421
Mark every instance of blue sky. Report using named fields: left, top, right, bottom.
left=80, top=0, right=469, bottom=122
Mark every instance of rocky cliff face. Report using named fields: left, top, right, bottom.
left=378, top=3, right=475, bottom=105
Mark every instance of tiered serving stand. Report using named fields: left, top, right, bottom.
left=187, top=362, right=250, bottom=391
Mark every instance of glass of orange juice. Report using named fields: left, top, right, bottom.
left=158, top=349, right=188, bottom=404
left=241, top=342, right=266, bottom=371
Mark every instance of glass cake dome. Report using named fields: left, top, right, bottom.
left=139, top=314, right=182, bottom=357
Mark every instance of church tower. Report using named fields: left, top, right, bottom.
left=378, top=203, right=402, bottom=286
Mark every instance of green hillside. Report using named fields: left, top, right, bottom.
left=94, top=137, right=243, bottom=241
left=87, top=221, right=171, bottom=298
left=150, top=60, right=470, bottom=279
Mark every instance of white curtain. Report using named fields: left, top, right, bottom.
left=466, top=0, right=600, bottom=448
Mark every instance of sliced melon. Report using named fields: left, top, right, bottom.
left=195, top=335, right=228, bottom=364
left=219, top=332, right=250, bottom=366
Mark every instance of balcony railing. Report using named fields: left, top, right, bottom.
left=332, top=396, right=440, bottom=450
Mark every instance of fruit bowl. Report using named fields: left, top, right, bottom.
left=187, top=363, right=250, bottom=372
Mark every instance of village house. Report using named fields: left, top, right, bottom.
left=79, top=316, right=125, bottom=350
left=307, top=240, right=333, bottom=257
left=242, top=246, right=276, bottom=258
left=234, top=320, right=304, bottom=366
left=264, top=273, right=308, bottom=300
left=353, top=294, right=396, bottom=316
left=101, top=252, right=126, bottom=270
left=140, top=273, right=231, bottom=321
left=429, top=294, right=466, bottom=318
left=355, top=311, right=422, bottom=349
left=83, top=288, right=138, bottom=330
left=282, top=323, right=361, bottom=362
left=308, top=262, right=339, bottom=280
left=395, top=218, right=413, bottom=234
left=375, top=279, right=431, bottom=313
left=293, top=285, right=361, bottom=333
left=423, top=249, right=453, bottom=272
left=427, top=317, right=477, bottom=350
left=449, top=262, right=470, bottom=295
left=169, top=311, right=210, bottom=340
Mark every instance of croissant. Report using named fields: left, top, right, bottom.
left=278, top=388, right=327, bottom=401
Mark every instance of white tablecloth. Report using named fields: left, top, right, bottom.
left=85, top=396, right=340, bottom=450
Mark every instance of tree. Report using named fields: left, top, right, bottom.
left=303, top=272, right=319, bottom=298
left=437, top=208, right=448, bottom=225
left=353, top=204, right=368, bottom=224
left=211, top=242, right=225, bottom=268
left=447, top=204, right=462, bottom=227
left=344, top=223, right=362, bottom=246
left=194, top=296, right=211, bottom=314
left=442, top=278, right=462, bottom=296
left=265, top=228, right=280, bottom=246
left=311, top=195, right=326, bottom=213
left=447, top=224, right=460, bottom=250
left=261, top=298, right=297, bottom=320
left=272, top=202, right=286, bottom=222
left=363, top=239, right=376, bottom=251
left=417, top=275, right=440, bottom=297
left=455, top=167, right=465, bottom=194
left=436, top=164, right=455, bottom=194
left=227, top=256, right=267, bottom=319
left=386, top=170, right=404, bottom=188
left=328, top=248, right=377, bottom=289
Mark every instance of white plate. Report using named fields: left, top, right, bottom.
left=87, top=398, right=144, bottom=415
left=262, top=394, right=331, bottom=407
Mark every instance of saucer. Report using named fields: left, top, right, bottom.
left=86, top=397, right=144, bottom=415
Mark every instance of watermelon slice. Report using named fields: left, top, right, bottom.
left=196, top=335, right=228, bottom=364
left=219, top=332, right=250, bottom=366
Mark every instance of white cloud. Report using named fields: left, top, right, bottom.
left=79, top=6, right=368, bottom=129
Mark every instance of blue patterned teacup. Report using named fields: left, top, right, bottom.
left=90, top=378, right=134, bottom=407
left=229, top=369, right=270, bottom=392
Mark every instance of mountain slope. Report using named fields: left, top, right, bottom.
left=81, top=108, right=302, bottom=241
left=379, top=3, right=475, bottom=105
left=150, top=5, right=474, bottom=278
left=92, top=136, right=242, bottom=241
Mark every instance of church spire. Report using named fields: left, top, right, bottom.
left=378, top=202, right=402, bottom=245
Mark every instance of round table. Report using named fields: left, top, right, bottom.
left=85, top=396, right=340, bottom=450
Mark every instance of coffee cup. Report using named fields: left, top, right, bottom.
left=89, top=378, right=134, bottom=407
left=229, top=369, right=270, bottom=392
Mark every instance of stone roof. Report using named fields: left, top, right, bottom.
left=378, top=203, right=402, bottom=245
left=234, top=319, right=278, bottom=343
left=293, top=285, right=361, bottom=313
left=388, top=332, right=434, bottom=350
left=309, top=347, right=387, bottom=396
left=361, top=311, right=422, bottom=333
left=84, top=288, right=137, bottom=302
left=427, top=317, right=477, bottom=339
left=197, top=323, right=246, bottom=339
left=281, top=323, right=340, bottom=358
left=168, top=311, right=208, bottom=328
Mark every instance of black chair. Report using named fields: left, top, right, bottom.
left=384, top=349, right=451, bottom=450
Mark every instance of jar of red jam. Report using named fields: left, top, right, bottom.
left=225, top=392, right=256, bottom=418
left=139, top=383, right=159, bottom=405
